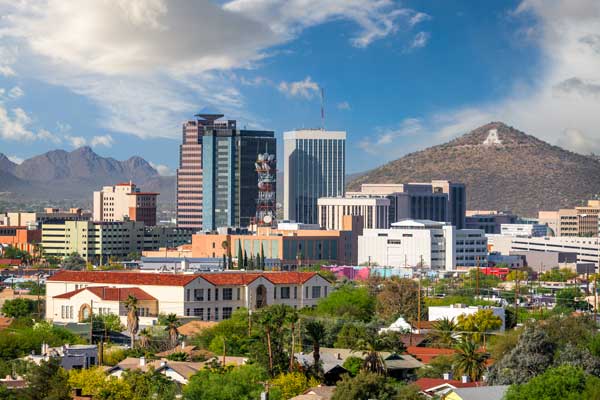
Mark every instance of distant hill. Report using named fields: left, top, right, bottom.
left=0, top=147, right=175, bottom=205
left=348, top=122, right=600, bottom=217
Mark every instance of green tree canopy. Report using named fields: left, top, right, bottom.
left=183, top=364, right=267, bottom=400
left=1, top=298, right=39, bottom=318
left=331, top=371, right=398, bottom=400
left=315, top=284, right=375, bottom=322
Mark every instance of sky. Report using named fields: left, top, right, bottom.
left=1, top=0, right=600, bottom=174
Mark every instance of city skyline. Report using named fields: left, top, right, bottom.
left=1, top=1, right=600, bottom=175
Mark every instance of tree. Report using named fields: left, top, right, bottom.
left=540, top=268, right=577, bottom=282
left=269, top=372, right=319, bottom=400
left=183, top=364, right=267, bottom=400
left=259, top=243, right=265, bottom=270
left=23, top=358, right=71, bottom=400
left=331, top=371, right=397, bottom=400
left=315, top=284, right=375, bottom=322
left=138, top=328, right=151, bottom=349
left=556, top=287, right=589, bottom=311
left=453, top=339, right=489, bottom=382
left=120, top=368, right=178, bottom=400
left=62, top=252, right=86, bottom=270
left=125, top=252, right=141, bottom=261
left=457, top=309, right=502, bottom=345
left=505, top=270, right=528, bottom=281
left=504, top=365, right=600, bottom=400
left=355, top=337, right=386, bottom=375
left=334, top=323, right=370, bottom=349
left=243, top=250, right=248, bottom=269
left=1, top=298, right=37, bottom=318
left=304, top=320, right=326, bottom=376
left=375, top=278, right=423, bottom=323
left=253, top=305, right=295, bottom=376
left=342, top=356, right=363, bottom=377
left=164, top=313, right=180, bottom=348
left=428, top=317, right=458, bottom=348
left=236, top=240, right=243, bottom=269
left=396, top=384, right=428, bottom=400
left=69, top=367, right=132, bottom=399
left=125, top=295, right=139, bottom=349
left=417, top=355, right=455, bottom=378
left=488, top=324, right=556, bottom=384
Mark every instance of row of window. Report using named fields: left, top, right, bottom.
left=185, top=307, right=234, bottom=321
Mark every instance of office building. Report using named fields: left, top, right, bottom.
left=284, top=129, right=346, bottom=225
left=317, top=196, right=389, bottom=230
left=1, top=208, right=91, bottom=228
left=41, top=220, right=193, bottom=263
left=0, top=226, right=41, bottom=253
left=500, top=223, right=547, bottom=237
left=93, top=182, right=158, bottom=226
left=538, top=200, right=600, bottom=237
left=176, top=114, right=275, bottom=231
left=357, top=219, right=486, bottom=270
left=348, top=181, right=466, bottom=229
left=465, top=211, right=518, bottom=234
left=47, top=270, right=333, bottom=325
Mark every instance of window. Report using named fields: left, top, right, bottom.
left=312, top=286, right=321, bottom=299
left=222, top=307, right=233, bottom=320
left=207, top=289, right=211, bottom=301
left=207, top=308, right=211, bottom=320
left=274, top=287, right=277, bottom=299
left=237, top=288, right=241, bottom=300
left=194, top=308, right=203, bottom=318
left=324, top=286, right=328, bottom=297
left=70, top=306, right=73, bottom=319
left=215, top=288, right=219, bottom=301
left=305, top=286, right=309, bottom=298
left=215, top=308, right=219, bottom=321
left=186, top=289, right=190, bottom=301
left=186, top=309, right=190, bottom=316
left=294, top=287, right=297, bottom=299
left=281, top=287, right=290, bottom=299
left=194, top=289, right=204, bottom=301
left=223, top=288, right=233, bottom=300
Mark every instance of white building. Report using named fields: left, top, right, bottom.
left=283, top=129, right=346, bottom=225
left=93, top=182, right=157, bottom=226
left=357, top=220, right=487, bottom=270
left=500, top=223, right=547, bottom=237
left=47, top=270, right=332, bottom=326
left=428, top=304, right=505, bottom=331
left=317, top=196, right=389, bottom=230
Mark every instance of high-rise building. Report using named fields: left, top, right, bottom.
left=284, top=129, right=346, bottom=225
left=93, top=182, right=158, bottom=226
left=176, top=114, right=275, bottom=231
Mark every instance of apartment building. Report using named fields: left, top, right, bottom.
left=46, top=270, right=332, bottom=326
left=93, top=182, right=158, bottom=226
left=317, top=196, right=389, bottom=230
left=41, top=220, right=193, bottom=263
left=357, top=219, right=487, bottom=270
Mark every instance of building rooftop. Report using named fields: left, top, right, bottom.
left=391, top=219, right=447, bottom=228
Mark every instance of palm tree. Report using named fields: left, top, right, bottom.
left=164, top=313, right=181, bottom=348
left=305, top=320, right=326, bottom=376
left=355, top=337, right=386, bottom=375
left=429, top=317, right=458, bottom=348
left=138, top=328, right=151, bottom=349
left=454, top=339, right=489, bottom=382
left=287, top=310, right=299, bottom=372
left=125, top=295, right=139, bottom=349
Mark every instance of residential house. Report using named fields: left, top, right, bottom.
left=445, top=385, right=509, bottom=400
left=414, top=377, right=481, bottom=398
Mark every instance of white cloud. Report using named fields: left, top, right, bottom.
left=7, top=155, right=24, bottom=164
left=409, top=12, right=431, bottom=26
left=149, top=162, right=173, bottom=176
left=408, top=31, right=430, bottom=50
left=90, top=134, right=114, bottom=148
left=337, top=101, right=351, bottom=110
left=0, top=0, right=428, bottom=141
left=37, top=128, right=61, bottom=144
left=0, top=105, right=36, bottom=140
left=0, top=66, right=15, bottom=77
left=65, top=135, right=87, bottom=148
left=358, top=118, right=424, bottom=154
left=278, top=76, right=320, bottom=99
left=8, top=86, right=24, bottom=99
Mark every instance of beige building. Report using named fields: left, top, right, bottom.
left=46, top=270, right=332, bottom=326
left=1, top=208, right=90, bottom=228
left=93, top=182, right=158, bottom=226
left=538, top=200, right=600, bottom=237
left=317, top=196, right=389, bottom=230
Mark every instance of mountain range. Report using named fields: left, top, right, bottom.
left=0, top=147, right=175, bottom=205
left=348, top=122, right=600, bottom=216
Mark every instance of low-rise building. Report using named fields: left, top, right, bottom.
left=25, top=344, right=98, bottom=370
left=46, top=270, right=332, bottom=325
left=538, top=200, right=600, bottom=237
left=1, top=208, right=91, bottom=228
left=466, top=211, right=517, bottom=234
left=357, top=220, right=487, bottom=270
left=317, top=196, right=390, bottom=230
left=0, top=226, right=41, bottom=253
left=500, top=223, right=547, bottom=237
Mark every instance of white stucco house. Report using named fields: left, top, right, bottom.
left=46, top=270, right=332, bottom=326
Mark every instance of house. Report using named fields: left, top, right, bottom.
left=290, top=386, right=336, bottom=400
left=24, top=344, right=98, bottom=370
left=407, top=346, right=457, bottom=364
left=47, top=270, right=332, bottom=326
left=296, top=348, right=423, bottom=384
left=414, top=377, right=481, bottom=398
left=445, top=385, right=509, bottom=400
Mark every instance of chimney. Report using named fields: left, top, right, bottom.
left=461, top=375, right=469, bottom=383
left=140, top=356, right=146, bottom=367
left=181, top=340, right=186, bottom=350
left=443, top=372, right=452, bottom=380
left=337, top=353, right=341, bottom=360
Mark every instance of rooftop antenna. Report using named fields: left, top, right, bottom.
left=320, top=86, right=325, bottom=130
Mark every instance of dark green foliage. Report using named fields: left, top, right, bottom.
left=315, top=284, right=375, bottom=322
left=192, top=308, right=251, bottom=356
left=342, top=356, right=363, bottom=377
left=505, top=365, right=600, bottom=400
left=120, top=368, right=178, bottom=400
left=0, top=322, right=82, bottom=361
left=1, top=298, right=39, bottom=318
left=334, top=323, right=370, bottom=349
left=417, top=355, right=455, bottom=379
left=556, top=287, right=589, bottom=311
left=331, top=371, right=398, bottom=400
left=62, top=252, right=86, bottom=270
left=22, top=358, right=71, bottom=400
left=183, top=364, right=267, bottom=400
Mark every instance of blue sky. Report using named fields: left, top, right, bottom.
left=1, top=0, right=599, bottom=175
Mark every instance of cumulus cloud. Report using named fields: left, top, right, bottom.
left=149, top=162, right=173, bottom=176
left=37, top=128, right=61, bottom=144
left=408, top=31, right=430, bottom=50
left=0, top=106, right=36, bottom=140
left=8, top=86, right=24, bottom=99
left=65, top=135, right=87, bottom=148
left=337, top=101, right=351, bottom=110
left=90, top=134, right=114, bottom=148
left=278, top=76, right=320, bottom=99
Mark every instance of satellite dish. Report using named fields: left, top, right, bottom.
left=263, top=215, right=273, bottom=224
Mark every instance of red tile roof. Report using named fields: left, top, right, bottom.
left=407, top=346, right=457, bottom=364
left=54, top=286, right=156, bottom=301
left=48, top=270, right=319, bottom=287
left=414, top=378, right=480, bottom=392
left=0, top=259, right=22, bottom=266
left=48, top=271, right=199, bottom=286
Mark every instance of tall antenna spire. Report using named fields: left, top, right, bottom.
left=320, top=86, right=325, bottom=130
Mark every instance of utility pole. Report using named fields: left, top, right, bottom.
left=476, top=256, right=480, bottom=297
left=417, top=271, right=422, bottom=334
left=89, top=299, right=94, bottom=344
left=515, top=271, right=519, bottom=325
